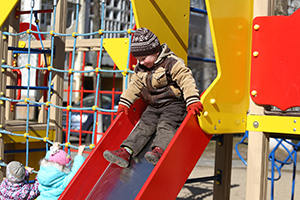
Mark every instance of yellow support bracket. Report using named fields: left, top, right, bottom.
left=198, top=0, right=253, bottom=134
left=247, top=115, right=300, bottom=135
left=102, top=38, right=130, bottom=71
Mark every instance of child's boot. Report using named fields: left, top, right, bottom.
left=144, top=146, right=164, bottom=166
left=103, top=148, right=131, bottom=168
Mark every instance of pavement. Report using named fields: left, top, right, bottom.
left=177, top=160, right=300, bottom=200
left=177, top=139, right=300, bottom=200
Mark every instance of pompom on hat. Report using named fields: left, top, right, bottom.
left=130, top=27, right=161, bottom=57
left=6, top=161, right=26, bottom=183
left=48, top=146, right=72, bottom=166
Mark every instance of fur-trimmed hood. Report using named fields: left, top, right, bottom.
left=40, top=158, right=71, bottom=174
left=38, top=158, right=71, bottom=189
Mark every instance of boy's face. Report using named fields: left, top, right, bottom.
left=135, top=52, right=159, bottom=69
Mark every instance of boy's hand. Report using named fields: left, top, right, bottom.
left=78, top=145, right=86, bottom=156
left=187, top=102, right=203, bottom=116
left=117, top=104, right=129, bottom=115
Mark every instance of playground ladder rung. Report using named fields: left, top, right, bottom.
left=8, top=47, right=52, bottom=55
left=185, top=175, right=219, bottom=183
left=188, top=56, right=216, bottom=63
left=15, top=9, right=53, bottom=16
left=190, top=7, right=207, bottom=15
left=6, top=86, right=49, bottom=90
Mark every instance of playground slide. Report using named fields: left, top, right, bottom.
left=59, top=99, right=213, bottom=200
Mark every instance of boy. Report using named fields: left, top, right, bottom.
left=103, top=27, right=203, bottom=167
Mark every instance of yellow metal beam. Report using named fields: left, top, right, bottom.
left=247, top=114, right=300, bottom=135
left=0, top=0, right=19, bottom=28
left=200, top=0, right=253, bottom=134
left=131, top=0, right=190, bottom=64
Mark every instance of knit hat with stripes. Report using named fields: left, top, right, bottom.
left=131, top=27, right=161, bottom=57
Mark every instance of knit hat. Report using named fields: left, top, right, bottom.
left=6, top=161, right=26, bottom=183
left=49, top=147, right=72, bottom=166
left=131, top=27, right=161, bottom=57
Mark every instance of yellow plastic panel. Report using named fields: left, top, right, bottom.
left=247, top=115, right=300, bottom=135
left=14, top=142, right=47, bottom=180
left=200, top=0, right=253, bottom=134
left=131, top=0, right=190, bottom=64
left=0, top=0, right=19, bottom=28
left=3, top=129, right=55, bottom=143
left=103, top=38, right=129, bottom=71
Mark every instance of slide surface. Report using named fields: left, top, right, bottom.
left=86, top=144, right=154, bottom=200
left=59, top=99, right=212, bottom=199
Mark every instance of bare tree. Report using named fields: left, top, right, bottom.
left=274, top=0, right=300, bottom=15
left=275, top=0, right=289, bottom=15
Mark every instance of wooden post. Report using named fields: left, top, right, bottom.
left=49, top=0, right=67, bottom=142
left=2, top=3, right=20, bottom=181
left=38, top=66, right=47, bottom=123
left=0, top=26, right=4, bottom=179
left=246, top=100, right=269, bottom=200
left=0, top=18, right=10, bottom=181
left=245, top=1, right=272, bottom=200
left=213, top=134, right=233, bottom=200
left=5, top=2, right=20, bottom=120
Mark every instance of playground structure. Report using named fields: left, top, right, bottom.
left=0, top=0, right=299, bottom=200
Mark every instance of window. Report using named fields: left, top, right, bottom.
left=41, top=0, right=53, bottom=26
left=67, top=3, right=76, bottom=28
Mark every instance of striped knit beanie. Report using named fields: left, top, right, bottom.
left=131, top=27, right=161, bottom=57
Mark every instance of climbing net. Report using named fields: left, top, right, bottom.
left=0, top=0, right=135, bottom=170
left=236, top=132, right=300, bottom=200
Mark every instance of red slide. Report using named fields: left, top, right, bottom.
left=59, top=98, right=212, bottom=200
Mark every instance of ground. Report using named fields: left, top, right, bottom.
left=177, top=136, right=300, bottom=200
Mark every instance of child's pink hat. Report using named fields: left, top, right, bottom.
left=49, top=148, right=72, bottom=166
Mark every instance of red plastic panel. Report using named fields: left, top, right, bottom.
left=59, top=98, right=148, bottom=200
left=20, top=23, right=45, bottom=40
left=60, top=101, right=212, bottom=200
left=250, top=9, right=300, bottom=111
left=136, top=113, right=213, bottom=200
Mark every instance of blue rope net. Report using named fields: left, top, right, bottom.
left=0, top=0, right=134, bottom=170
left=235, top=132, right=300, bottom=200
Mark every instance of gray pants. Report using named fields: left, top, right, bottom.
left=121, top=100, right=187, bottom=157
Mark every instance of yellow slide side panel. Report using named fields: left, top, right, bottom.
left=3, top=129, right=55, bottom=143
left=13, top=142, right=47, bottom=181
left=0, top=0, right=19, bottom=28
left=132, top=0, right=190, bottom=64
left=103, top=38, right=129, bottom=71
left=247, top=115, right=300, bottom=135
left=200, top=0, right=253, bottom=134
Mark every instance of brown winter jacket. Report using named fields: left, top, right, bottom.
left=119, top=43, right=200, bottom=108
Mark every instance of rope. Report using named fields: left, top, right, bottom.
left=0, top=0, right=134, bottom=170
left=235, top=132, right=300, bottom=200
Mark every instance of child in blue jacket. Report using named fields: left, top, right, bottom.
left=37, top=142, right=85, bottom=200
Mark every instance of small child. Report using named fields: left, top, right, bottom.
left=0, top=161, right=39, bottom=200
left=103, top=27, right=203, bottom=167
left=37, top=142, right=86, bottom=200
